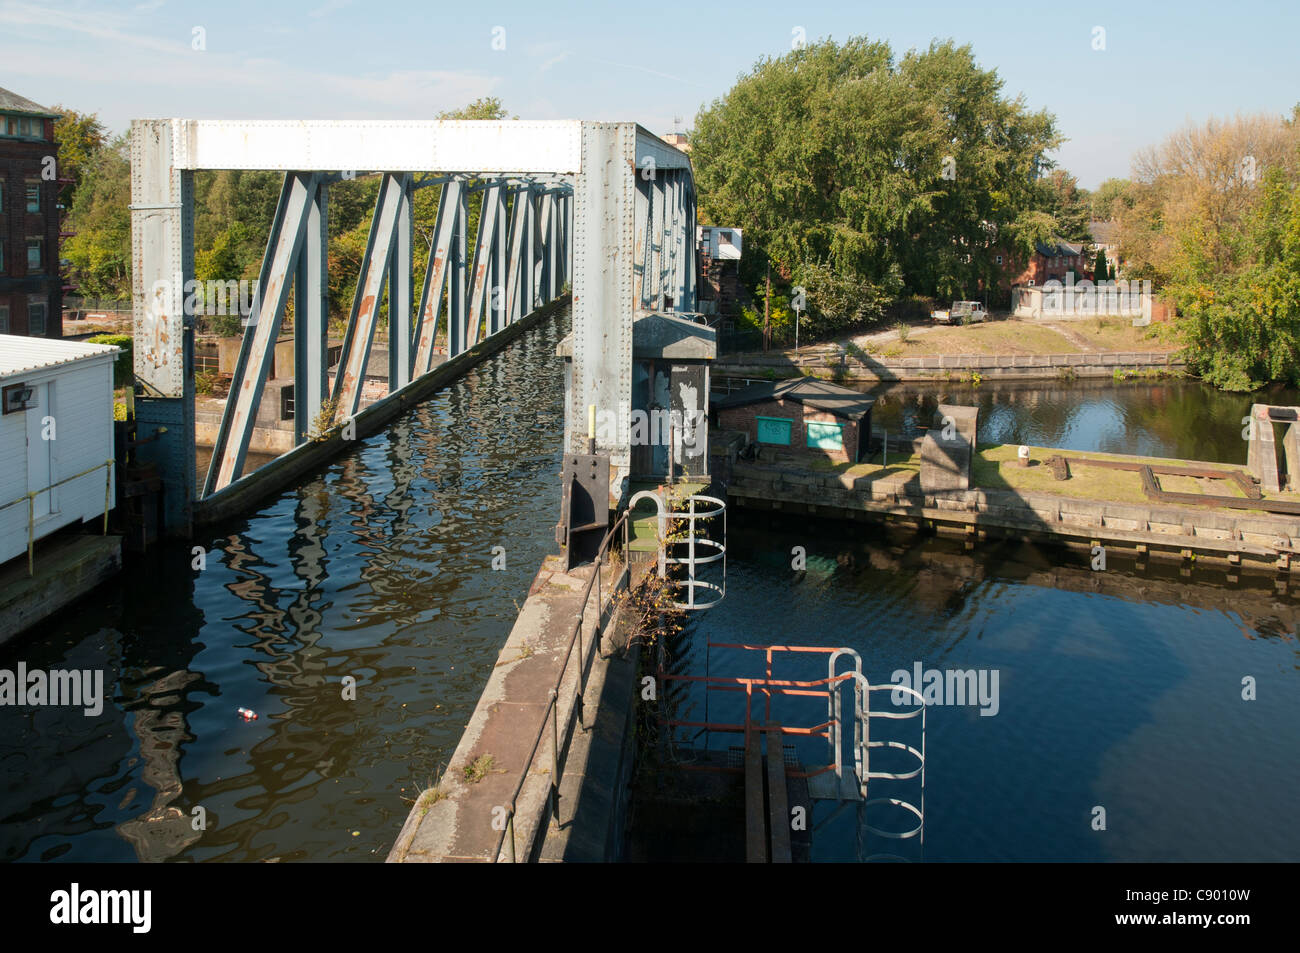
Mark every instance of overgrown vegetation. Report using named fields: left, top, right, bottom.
left=1109, top=108, right=1300, bottom=390
left=87, top=333, right=132, bottom=387
left=463, top=754, right=495, bottom=783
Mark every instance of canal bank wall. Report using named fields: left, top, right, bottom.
left=715, top=347, right=1185, bottom=384
left=0, top=535, right=122, bottom=647
left=387, top=549, right=641, bottom=863
left=724, top=455, right=1300, bottom=576
left=194, top=295, right=571, bottom=529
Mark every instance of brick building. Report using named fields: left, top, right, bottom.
left=714, top=376, right=874, bottom=464
left=696, top=226, right=742, bottom=317
left=1003, top=236, right=1094, bottom=288
left=0, top=87, right=62, bottom=339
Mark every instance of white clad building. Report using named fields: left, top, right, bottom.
left=0, top=337, right=119, bottom=565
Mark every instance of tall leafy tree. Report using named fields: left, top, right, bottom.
left=52, top=106, right=107, bottom=208
left=1036, top=169, right=1092, bottom=242
left=691, top=37, right=1061, bottom=332
left=63, top=134, right=131, bottom=299
left=1090, top=177, right=1135, bottom=221
left=1115, top=109, right=1300, bottom=389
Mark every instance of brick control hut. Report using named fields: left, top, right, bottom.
left=714, top=377, right=874, bottom=463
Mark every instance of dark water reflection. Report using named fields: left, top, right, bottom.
left=669, top=517, right=1300, bottom=862
left=859, top=378, right=1300, bottom=463
left=0, top=311, right=568, bottom=862
left=8, top=337, right=1300, bottom=863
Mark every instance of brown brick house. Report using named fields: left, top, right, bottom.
left=714, top=377, right=874, bottom=463
left=1002, top=236, right=1095, bottom=288
left=0, top=86, right=62, bottom=339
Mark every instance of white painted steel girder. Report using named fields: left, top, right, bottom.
left=149, top=119, right=689, bottom=176
left=129, top=118, right=692, bottom=525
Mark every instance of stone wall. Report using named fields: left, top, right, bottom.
left=717, top=349, right=1185, bottom=383
left=724, top=459, right=1300, bottom=572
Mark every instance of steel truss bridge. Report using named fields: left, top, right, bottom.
left=129, top=120, right=697, bottom=534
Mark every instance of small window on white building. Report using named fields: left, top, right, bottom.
left=995, top=255, right=1003, bottom=265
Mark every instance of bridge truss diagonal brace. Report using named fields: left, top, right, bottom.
left=205, top=171, right=323, bottom=495
left=413, top=180, right=464, bottom=374
left=332, top=172, right=412, bottom=420
left=294, top=180, right=329, bottom=446
left=467, top=181, right=504, bottom=349
left=505, top=183, right=534, bottom=326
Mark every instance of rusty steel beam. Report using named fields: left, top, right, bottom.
left=491, top=184, right=508, bottom=336
left=505, top=184, right=531, bottom=325
left=389, top=175, right=414, bottom=391
left=293, top=181, right=329, bottom=445
left=205, top=172, right=321, bottom=495
left=1138, top=465, right=1300, bottom=514
left=413, top=180, right=463, bottom=374
left=466, top=180, right=503, bottom=349
left=333, top=173, right=410, bottom=419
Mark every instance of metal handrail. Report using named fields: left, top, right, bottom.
left=493, top=508, right=629, bottom=862
left=0, top=459, right=114, bottom=576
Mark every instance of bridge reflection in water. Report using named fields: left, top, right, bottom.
left=0, top=311, right=568, bottom=862
left=5, top=315, right=1299, bottom=861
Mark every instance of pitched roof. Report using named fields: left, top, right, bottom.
left=0, top=336, right=119, bottom=380
left=556, top=311, right=717, bottom=360
left=1089, top=220, right=1118, bottom=245
left=714, top=376, right=875, bottom=420
left=0, top=86, right=60, bottom=118
left=1034, top=237, right=1086, bottom=258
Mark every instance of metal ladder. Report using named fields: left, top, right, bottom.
left=628, top=489, right=726, bottom=610
left=810, top=648, right=926, bottom=861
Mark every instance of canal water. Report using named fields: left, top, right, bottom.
left=669, top=522, right=1300, bottom=862
left=859, top=377, right=1300, bottom=464
left=3, top=339, right=1297, bottom=862
left=0, top=311, right=570, bottom=862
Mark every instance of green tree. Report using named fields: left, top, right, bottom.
left=1090, top=177, right=1135, bottom=221
left=691, top=36, right=1061, bottom=331
left=63, top=135, right=131, bottom=299
left=1036, top=169, right=1092, bottom=242
left=438, top=97, right=513, bottom=120
left=1093, top=247, right=1109, bottom=280
left=52, top=106, right=107, bottom=208
left=1176, top=164, right=1300, bottom=390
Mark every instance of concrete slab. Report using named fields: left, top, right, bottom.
left=0, top=534, right=122, bottom=646
left=388, top=554, right=624, bottom=863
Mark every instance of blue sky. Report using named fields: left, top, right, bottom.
left=2, top=0, right=1296, bottom=187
